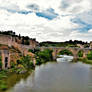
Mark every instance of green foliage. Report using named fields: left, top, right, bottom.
left=28, top=49, right=34, bottom=53
left=22, top=36, right=30, bottom=45
left=39, top=40, right=86, bottom=47
left=0, top=70, right=8, bottom=91
left=29, top=49, right=53, bottom=65
left=59, top=49, right=73, bottom=56
left=0, top=56, right=2, bottom=69
left=36, top=57, right=42, bottom=65
left=0, top=31, right=15, bottom=36
left=0, top=80, right=8, bottom=91
left=84, top=60, right=92, bottom=64
left=36, top=49, right=53, bottom=65
left=25, top=40, right=30, bottom=45
left=28, top=48, right=40, bottom=54
left=17, top=55, right=34, bottom=69
left=78, top=50, right=83, bottom=57
left=87, top=51, right=92, bottom=60
left=10, top=62, right=15, bottom=68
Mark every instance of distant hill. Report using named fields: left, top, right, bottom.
left=39, top=40, right=89, bottom=48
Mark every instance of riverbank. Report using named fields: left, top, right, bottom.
left=0, top=49, right=54, bottom=91
left=0, top=69, right=33, bottom=92
left=0, top=67, right=34, bottom=91
left=0, top=55, right=35, bottom=91
left=77, top=57, right=92, bottom=65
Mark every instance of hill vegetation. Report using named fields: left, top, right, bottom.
left=39, top=40, right=89, bottom=48
left=0, top=30, right=37, bottom=45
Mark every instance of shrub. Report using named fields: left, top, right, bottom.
left=0, top=83, right=8, bottom=91
left=0, top=56, right=2, bottom=69
left=36, top=57, right=43, bottom=65
left=36, top=49, right=53, bottom=65
left=87, top=51, right=92, bottom=60
left=17, top=55, right=34, bottom=69
left=10, top=61, right=16, bottom=68
left=28, top=48, right=40, bottom=54
left=78, top=50, right=83, bottom=57
left=59, top=49, right=73, bottom=56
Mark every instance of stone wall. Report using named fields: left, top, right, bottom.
left=0, top=34, right=13, bottom=47
left=0, top=34, right=39, bottom=51
left=0, top=34, right=38, bottom=68
left=90, top=41, right=92, bottom=49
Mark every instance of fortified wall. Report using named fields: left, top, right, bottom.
left=0, top=34, right=38, bottom=69
left=0, top=34, right=39, bottom=52
left=0, top=34, right=13, bottom=47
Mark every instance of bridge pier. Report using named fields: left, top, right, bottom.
left=73, top=55, right=78, bottom=62
left=72, top=51, right=78, bottom=62
left=52, top=50, right=57, bottom=61
left=83, top=52, right=87, bottom=59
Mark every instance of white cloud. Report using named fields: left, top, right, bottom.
left=0, top=0, right=92, bottom=42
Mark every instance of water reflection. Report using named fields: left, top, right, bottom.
left=57, top=55, right=73, bottom=62
left=6, top=56, right=92, bottom=92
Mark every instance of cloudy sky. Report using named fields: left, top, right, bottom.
left=0, top=0, right=92, bottom=42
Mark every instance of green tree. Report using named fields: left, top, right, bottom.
left=78, top=50, right=83, bottom=57
left=0, top=56, right=2, bottom=69
left=87, top=51, right=92, bottom=60
left=59, top=49, right=73, bottom=56
left=17, top=55, right=34, bottom=69
left=36, top=49, right=53, bottom=65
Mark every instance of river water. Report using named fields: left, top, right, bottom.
left=6, top=55, right=92, bottom=92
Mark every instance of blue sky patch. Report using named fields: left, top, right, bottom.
left=71, top=18, right=92, bottom=32
left=18, top=10, right=32, bottom=14
left=36, top=8, right=58, bottom=20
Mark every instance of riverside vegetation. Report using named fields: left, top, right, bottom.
left=0, top=49, right=53, bottom=91
left=0, top=49, right=92, bottom=91
left=0, top=55, right=35, bottom=91
left=0, top=48, right=92, bottom=91
left=78, top=50, right=92, bottom=64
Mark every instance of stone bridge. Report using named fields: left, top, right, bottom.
left=39, top=47, right=92, bottom=61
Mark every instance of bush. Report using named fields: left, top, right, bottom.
left=0, top=82, right=8, bottom=91
left=87, top=51, right=92, bottom=60
left=0, top=56, right=2, bottom=69
left=36, top=49, right=53, bottom=65
left=17, top=55, right=34, bottom=69
left=59, top=49, right=73, bottom=56
left=28, top=48, right=40, bottom=54
left=36, top=57, right=43, bottom=65
left=78, top=50, right=83, bottom=57
left=10, top=61, right=16, bottom=68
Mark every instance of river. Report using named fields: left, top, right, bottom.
left=6, top=55, right=92, bottom=92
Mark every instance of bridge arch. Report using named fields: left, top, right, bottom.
left=52, top=48, right=79, bottom=61
left=57, top=49, right=73, bottom=56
